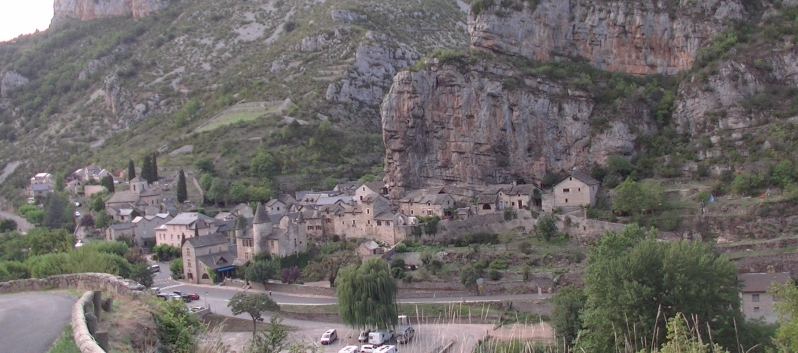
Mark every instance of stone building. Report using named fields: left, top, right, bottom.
left=399, top=188, right=455, bottom=218
left=105, top=177, right=162, bottom=217
left=235, top=203, right=309, bottom=261
left=154, top=212, right=218, bottom=248
left=738, top=272, right=791, bottom=323
left=552, top=171, right=600, bottom=210
left=131, top=213, right=173, bottom=247
left=182, top=234, right=236, bottom=284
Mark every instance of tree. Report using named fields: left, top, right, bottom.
left=460, top=265, right=479, bottom=293
left=54, top=172, right=64, bottom=192
left=578, top=225, right=742, bottom=352
left=497, top=231, right=514, bottom=251
left=534, top=213, right=558, bottom=241
left=281, top=266, right=300, bottom=284
left=79, top=214, right=95, bottom=228
left=336, top=258, right=398, bottom=330
left=127, top=159, right=136, bottom=181
left=194, top=157, right=216, bottom=176
left=41, top=193, right=71, bottom=230
left=141, top=155, right=154, bottom=184
left=177, top=169, right=188, bottom=204
left=0, top=219, right=17, bottom=233
left=151, top=153, right=158, bottom=182
left=302, top=251, right=359, bottom=287
left=206, top=177, right=229, bottom=206
left=90, top=195, right=105, bottom=212
left=130, top=262, right=154, bottom=288
left=199, top=173, right=213, bottom=194
left=95, top=211, right=111, bottom=230
left=229, top=181, right=247, bottom=204
left=153, top=299, right=203, bottom=353
left=250, top=147, right=281, bottom=179
left=612, top=178, right=663, bottom=215
left=27, top=228, right=73, bottom=256
left=100, top=174, right=115, bottom=193
left=772, top=280, right=798, bottom=351
left=228, top=293, right=280, bottom=339
left=248, top=316, right=289, bottom=353
left=170, top=258, right=183, bottom=275
left=245, top=258, right=281, bottom=288
left=653, top=313, right=731, bottom=353
left=551, top=286, right=586, bottom=349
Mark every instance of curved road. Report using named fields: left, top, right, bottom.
left=0, top=292, right=76, bottom=353
left=0, top=210, right=33, bottom=234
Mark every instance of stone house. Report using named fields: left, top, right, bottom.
left=499, top=184, right=539, bottom=210
left=235, top=203, right=309, bottom=261
left=738, top=272, right=791, bottom=323
left=355, top=181, right=387, bottom=202
left=154, top=212, right=219, bottom=248
left=357, top=240, right=384, bottom=258
left=182, top=234, right=236, bottom=284
left=131, top=213, right=173, bottom=247
left=71, top=165, right=109, bottom=183
left=552, top=171, right=600, bottom=209
left=399, top=188, right=455, bottom=218
left=105, top=177, right=161, bottom=213
left=30, top=173, right=55, bottom=197
left=105, top=223, right=136, bottom=242
left=107, top=206, right=139, bottom=223
left=476, top=194, right=499, bottom=215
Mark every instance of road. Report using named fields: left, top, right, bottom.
left=0, top=292, right=76, bottom=353
left=0, top=210, right=32, bottom=234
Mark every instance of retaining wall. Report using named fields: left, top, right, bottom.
left=0, top=273, right=146, bottom=353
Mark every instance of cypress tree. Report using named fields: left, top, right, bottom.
left=151, top=153, right=159, bottom=182
left=101, top=175, right=115, bottom=193
left=141, top=156, right=152, bottom=184
left=127, top=160, right=136, bottom=181
left=177, top=169, right=188, bottom=204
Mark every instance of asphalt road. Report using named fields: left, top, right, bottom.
left=0, top=292, right=76, bottom=353
left=0, top=210, right=32, bottom=234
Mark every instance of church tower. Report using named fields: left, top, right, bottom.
left=129, top=176, right=147, bottom=194
left=253, top=202, right=272, bottom=254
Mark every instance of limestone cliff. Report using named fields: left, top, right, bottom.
left=468, top=0, right=745, bottom=75
left=52, top=0, right=168, bottom=23
left=382, top=61, right=657, bottom=191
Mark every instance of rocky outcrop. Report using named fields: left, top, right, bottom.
left=468, top=0, right=744, bottom=75
left=382, top=62, right=655, bottom=191
left=296, top=27, right=353, bottom=52
left=0, top=71, right=29, bottom=97
left=78, top=55, right=115, bottom=80
left=326, top=32, right=420, bottom=107
left=331, top=9, right=366, bottom=23
left=52, top=0, right=168, bottom=23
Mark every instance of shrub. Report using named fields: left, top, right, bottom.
left=488, top=269, right=502, bottom=281
left=731, top=172, right=765, bottom=196
left=395, top=243, right=408, bottom=253
left=489, top=259, right=508, bottom=270
left=391, top=266, right=405, bottom=279
left=519, top=241, right=532, bottom=254
left=391, top=258, right=406, bottom=270
left=474, top=259, right=489, bottom=270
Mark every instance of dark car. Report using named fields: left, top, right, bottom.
left=172, top=291, right=193, bottom=302
left=156, top=293, right=170, bottom=301
left=187, top=293, right=200, bottom=301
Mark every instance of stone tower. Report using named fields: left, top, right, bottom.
left=252, top=202, right=272, bottom=254
left=129, top=176, right=147, bottom=194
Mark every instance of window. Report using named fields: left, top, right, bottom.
left=326, top=219, right=332, bottom=224
left=512, top=202, right=516, bottom=207
left=752, top=294, right=760, bottom=302
left=316, top=226, right=321, bottom=230
left=410, top=210, right=414, bottom=215
left=565, top=199, right=568, bottom=203
left=387, top=221, right=391, bottom=226
left=377, top=221, right=382, bottom=226
left=754, top=307, right=760, bottom=313
left=367, top=220, right=371, bottom=225
left=307, top=226, right=313, bottom=231
left=482, top=204, right=492, bottom=210
left=367, top=209, right=370, bottom=214
left=562, top=188, right=570, bottom=193
left=578, top=188, right=581, bottom=192
left=277, top=207, right=280, bottom=211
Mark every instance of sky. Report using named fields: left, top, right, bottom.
left=0, top=0, right=53, bottom=42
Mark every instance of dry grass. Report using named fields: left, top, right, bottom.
left=204, top=313, right=289, bottom=333
left=97, top=294, right=158, bottom=352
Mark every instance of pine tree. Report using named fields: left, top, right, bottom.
left=177, top=169, right=188, bottom=204
left=127, top=160, right=136, bottom=181
left=151, top=153, right=159, bottom=182
left=100, top=175, right=115, bottom=193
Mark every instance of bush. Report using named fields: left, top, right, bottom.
left=395, top=243, right=408, bottom=253
left=391, top=258, right=406, bottom=270
left=453, top=233, right=499, bottom=247
left=391, top=266, right=405, bottom=279
left=489, top=259, right=509, bottom=270
left=488, top=269, right=502, bottom=281
left=519, top=241, right=532, bottom=254
left=474, top=259, right=489, bottom=270
left=732, top=171, right=765, bottom=196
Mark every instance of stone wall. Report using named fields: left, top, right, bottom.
left=72, top=291, right=104, bottom=353
left=736, top=253, right=798, bottom=276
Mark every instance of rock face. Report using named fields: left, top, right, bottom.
left=0, top=71, right=29, bottom=98
left=52, top=0, right=168, bottom=23
left=468, top=0, right=744, bottom=75
left=382, top=62, right=654, bottom=191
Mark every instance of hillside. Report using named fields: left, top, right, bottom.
left=0, top=0, right=468, bottom=200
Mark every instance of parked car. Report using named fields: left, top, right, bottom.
left=156, top=293, right=170, bottom=301
left=169, top=294, right=183, bottom=301
left=172, top=291, right=193, bottom=302
left=338, top=346, right=359, bottom=353
left=360, top=344, right=376, bottom=353
left=187, top=293, right=200, bottom=300
left=149, top=287, right=161, bottom=294
left=374, top=345, right=397, bottom=353
left=358, top=330, right=372, bottom=343
left=368, top=330, right=392, bottom=346
left=396, top=326, right=415, bottom=344
left=320, top=329, right=337, bottom=345
left=150, top=264, right=160, bottom=272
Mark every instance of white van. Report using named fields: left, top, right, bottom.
left=338, top=346, right=359, bottom=353
left=396, top=326, right=414, bottom=344
left=375, top=345, right=398, bottom=353
left=368, top=330, right=392, bottom=345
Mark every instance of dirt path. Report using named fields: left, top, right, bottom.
left=0, top=210, right=32, bottom=233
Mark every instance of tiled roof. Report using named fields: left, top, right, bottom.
left=197, top=251, right=236, bottom=270
left=254, top=203, right=270, bottom=224
left=186, top=234, right=228, bottom=248
left=739, top=272, right=791, bottom=293
left=565, top=170, right=601, bottom=186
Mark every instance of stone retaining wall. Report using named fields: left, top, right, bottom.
left=0, top=273, right=145, bottom=353
left=72, top=291, right=104, bottom=353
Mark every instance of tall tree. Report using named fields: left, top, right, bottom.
left=772, top=280, right=798, bottom=351
left=336, top=258, right=398, bottom=330
left=228, top=293, right=280, bottom=339
left=578, top=225, right=742, bottom=352
left=42, top=193, right=70, bottom=230
left=207, top=177, right=229, bottom=206
left=141, top=155, right=153, bottom=184
left=249, top=316, right=289, bottom=353
left=151, top=153, right=159, bottom=182
left=127, top=159, right=136, bottom=181
left=100, top=174, right=115, bottom=193
left=302, top=251, right=359, bottom=287
left=245, top=257, right=281, bottom=288
left=176, top=169, right=188, bottom=204
left=54, top=173, right=65, bottom=192
left=551, top=286, right=586, bottom=349
left=130, top=262, right=154, bottom=288
left=27, top=228, right=73, bottom=256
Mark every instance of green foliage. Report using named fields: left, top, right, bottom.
left=540, top=172, right=563, bottom=189
left=42, top=193, right=72, bottom=230
left=488, top=259, right=508, bottom=270
left=488, top=269, right=502, bottom=280
left=534, top=214, right=558, bottom=241
left=460, top=265, right=479, bottom=292
left=94, top=211, right=111, bottom=229
left=653, top=313, right=730, bottom=353
left=521, top=264, right=530, bottom=281
left=579, top=226, right=742, bottom=352
left=248, top=316, right=289, bottom=353
left=127, top=160, right=136, bottom=181
left=46, top=326, right=81, bottom=353
left=173, top=99, right=201, bottom=127
left=503, top=208, right=517, bottom=220
left=245, top=258, right=281, bottom=287
left=79, top=240, right=128, bottom=256
left=336, top=258, right=398, bottom=329
left=152, top=244, right=181, bottom=261
left=90, top=195, right=105, bottom=212
left=770, top=279, right=798, bottom=351
left=27, top=228, right=74, bottom=256
left=612, top=178, right=664, bottom=215
left=772, top=160, right=797, bottom=187
left=606, top=155, right=634, bottom=179
left=551, top=286, right=585, bottom=349
left=390, top=257, right=405, bottom=270
left=176, top=169, right=188, bottom=204
left=170, top=258, right=183, bottom=275
left=471, top=0, right=494, bottom=16
left=195, top=157, right=216, bottom=176
left=731, top=171, right=766, bottom=196
left=451, top=232, right=499, bottom=247
left=250, top=147, right=282, bottom=179
left=0, top=219, right=17, bottom=233
left=0, top=260, right=29, bottom=281
left=302, top=251, right=359, bottom=287
left=130, top=262, right=154, bottom=288
left=27, top=245, right=132, bottom=278
left=206, top=177, right=229, bottom=205
left=100, top=175, right=114, bottom=193
left=153, top=299, right=204, bottom=353
left=228, top=293, right=280, bottom=338
left=228, top=181, right=247, bottom=204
